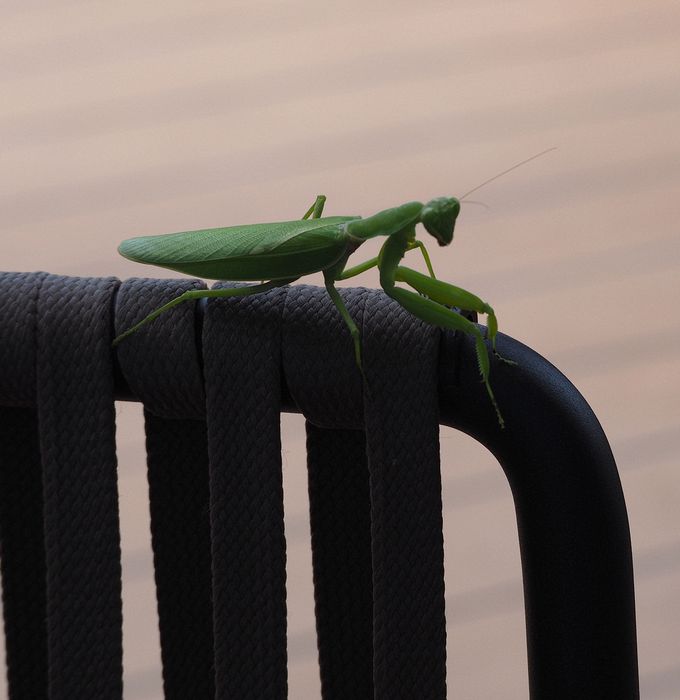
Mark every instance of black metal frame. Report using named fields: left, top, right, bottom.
left=439, top=330, right=639, bottom=698
left=114, top=311, right=639, bottom=699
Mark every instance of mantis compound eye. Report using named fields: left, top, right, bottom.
left=421, top=197, right=460, bottom=246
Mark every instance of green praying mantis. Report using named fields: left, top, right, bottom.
left=114, top=150, right=555, bottom=428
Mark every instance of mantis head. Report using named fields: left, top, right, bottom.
left=420, top=197, right=460, bottom=246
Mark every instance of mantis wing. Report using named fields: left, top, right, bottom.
left=118, top=216, right=359, bottom=281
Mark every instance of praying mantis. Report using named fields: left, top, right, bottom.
left=114, top=150, right=554, bottom=428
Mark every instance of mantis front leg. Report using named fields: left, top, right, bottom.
left=394, top=266, right=508, bottom=357
left=385, top=283, right=505, bottom=427
left=377, top=236, right=505, bottom=426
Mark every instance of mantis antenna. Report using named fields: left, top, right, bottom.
left=460, top=147, right=557, bottom=200
left=460, top=200, right=490, bottom=210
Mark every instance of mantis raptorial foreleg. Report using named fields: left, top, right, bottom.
left=382, top=283, right=504, bottom=428
left=112, top=278, right=298, bottom=346
left=394, top=265, right=514, bottom=361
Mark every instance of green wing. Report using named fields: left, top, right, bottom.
left=118, top=215, right=359, bottom=281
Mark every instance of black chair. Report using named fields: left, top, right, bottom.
left=0, top=272, right=639, bottom=699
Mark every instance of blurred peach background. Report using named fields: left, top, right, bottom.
left=1, top=1, right=679, bottom=697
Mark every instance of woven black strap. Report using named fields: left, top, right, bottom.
left=1, top=272, right=124, bottom=699
left=283, top=286, right=374, bottom=698
left=37, top=274, right=124, bottom=699
left=283, top=285, right=447, bottom=699
left=1, top=273, right=448, bottom=700
left=362, top=292, right=446, bottom=699
left=115, top=278, right=215, bottom=699
left=203, top=284, right=289, bottom=699
left=305, top=425, right=373, bottom=697
left=0, top=272, right=49, bottom=699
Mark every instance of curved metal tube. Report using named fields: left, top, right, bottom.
left=438, top=330, right=639, bottom=699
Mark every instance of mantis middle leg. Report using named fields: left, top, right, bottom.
left=339, top=240, right=437, bottom=281
left=324, top=241, right=436, bottom=367
left=302, top=195, right=327, bottom=220
left=323, top=270, right=363, bottom=368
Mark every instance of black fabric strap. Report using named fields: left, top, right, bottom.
left=203, top=284, right=289, bottom=700
left=305, top=425, right=374, bottom=698
left=37, top=275, right=123, bottom=699
left=115, top=277, right=214, bottom=699
left=283, top=285, right=374, bottom=698
left=362, top=293, right=446, bottom=700
left=282, top=285, right=447, bottom=699
left=1, top=274, right=448, bottom=700
left=0, top=272, right=49, bottom=699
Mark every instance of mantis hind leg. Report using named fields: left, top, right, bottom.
left=383, top=284, right=505, bottom=428
left=113, top=278, right=298, bottom=346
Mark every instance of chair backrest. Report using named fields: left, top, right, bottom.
left=0, top=272, right=639, bottom=699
